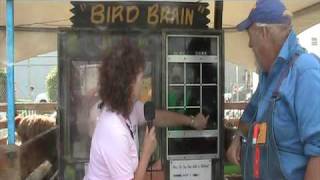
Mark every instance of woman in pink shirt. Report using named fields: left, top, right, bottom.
left=85, top=39, right=156, bottom=180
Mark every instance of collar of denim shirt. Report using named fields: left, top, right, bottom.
left=257, top=30, right=304, bottom=99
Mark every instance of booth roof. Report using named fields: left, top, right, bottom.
left=0, top=0, right=320, bottom=70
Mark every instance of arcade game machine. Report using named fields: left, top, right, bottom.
left=165, top=32, right=223, bottom=180
left=57, top=1, right=224, bottom=180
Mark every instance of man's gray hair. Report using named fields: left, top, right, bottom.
left=255, top=23, right=291, bottom=29
left=255, top=23, right=292, bottom=38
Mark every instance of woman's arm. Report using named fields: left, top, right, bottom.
left=134, top=127, right=157, bottom=180
left=154, top=110, right=208, bottom=130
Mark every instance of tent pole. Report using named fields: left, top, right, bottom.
left=214, top=0, right=223, bottom=30
left=6, top=0, right=16, bottom=144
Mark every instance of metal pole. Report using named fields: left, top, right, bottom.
left=214, top=0, right=223, bottom=30
left=236, top=66, right=239, bottom=101
left=6, top=0, right=15, bottom=144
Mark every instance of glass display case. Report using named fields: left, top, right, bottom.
left=166, top=35, right=221, bottom=160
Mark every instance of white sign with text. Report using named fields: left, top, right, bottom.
left=170, top=159, right=212, bottom=180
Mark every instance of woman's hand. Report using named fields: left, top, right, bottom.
left=192, top=113, right=209, bottom=130
left=134, top=126, right=157, bottom=180
left=141, top=126, right=157, bottom=159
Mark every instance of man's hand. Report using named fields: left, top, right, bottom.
left=226, top=135, right=241, bottom=165
left=305, top=156, right=320, bottom=180
left=192, top=113, right=209, bottom=130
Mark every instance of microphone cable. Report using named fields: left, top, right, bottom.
left=150, top=152, right=153, bottom=180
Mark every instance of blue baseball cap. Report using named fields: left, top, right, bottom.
left=237, top=0, right=292, bottom=31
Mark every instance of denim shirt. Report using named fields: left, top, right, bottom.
left=241, top=30, right=320, bottom=180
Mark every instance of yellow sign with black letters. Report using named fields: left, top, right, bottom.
left=71, top=1, right=210, bottom=29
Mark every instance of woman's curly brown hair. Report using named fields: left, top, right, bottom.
left=99, top=39, right=145, bottom=119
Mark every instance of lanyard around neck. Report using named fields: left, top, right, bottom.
left=125, top=119, right=134, bottom=140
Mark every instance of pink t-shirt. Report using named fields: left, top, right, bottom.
left=85, top=101, right=145, bottom=180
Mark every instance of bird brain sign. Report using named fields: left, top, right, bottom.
left=70, top=1, right=210, bottom=29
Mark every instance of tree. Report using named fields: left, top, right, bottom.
left=46, top=67, right=57, bottom=102
left=0, top=69, right=6, bottom=102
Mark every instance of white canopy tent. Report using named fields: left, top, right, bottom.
left=0, top=0, right=320, bottom=70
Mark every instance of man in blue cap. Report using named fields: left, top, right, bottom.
left=226, top=0, right=320, bottom=179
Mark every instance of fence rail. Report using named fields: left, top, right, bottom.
left=224, top=102, right=247, bottom=128
left=0, top=102, right=57, bottom=113
left=0, top=102, right=248, bottom=128
left=224, top=102, right=247, bottom=110
left=0, top=102, right=247, bottom=142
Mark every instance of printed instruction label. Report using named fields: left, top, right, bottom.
left=170, top=159, right=211, bottom=180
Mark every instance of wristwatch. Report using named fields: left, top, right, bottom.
left=190, top=115, right=195, bottom=127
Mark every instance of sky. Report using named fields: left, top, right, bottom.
left=298, top=23, right=320, bottom=57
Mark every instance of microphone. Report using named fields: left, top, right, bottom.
left=144, top=101, right=155, bottom=129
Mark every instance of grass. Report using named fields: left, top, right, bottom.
left=16, top=99, right=32, bottom=103
left=224, top=163, right=241, bottom=175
